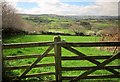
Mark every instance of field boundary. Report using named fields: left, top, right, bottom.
left=3, top=36, right=120, bottom=82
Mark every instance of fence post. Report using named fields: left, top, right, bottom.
left=0, top=29, right=2, bottom=82
left=54, top=36, right=62, bottom=82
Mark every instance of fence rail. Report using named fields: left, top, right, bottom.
left=3, top=41, right=53, bottom=49
left=62, top=55, right=119, bottom=60
left=5, top=63, right=55, bottom=70
left=4, top=54, right=54, bottom=60
left=3, top=41, right=120, bottom=49
left=65, top=42, right=120, bottom=47
left=3, top=36, right=120, bottom=82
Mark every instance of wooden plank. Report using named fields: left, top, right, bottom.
left=0, top=39, right=2, bottom=82
left=12, top=79, right=56, bottom=82
left=70, top=52, right=120, bottom=82
left=4, top=54, right=54, bottom=60
left=36, top=80, right=56, bottom=82
left=62, top=66, right=120, bottom=71
left=5, top=63, right=55, bottom=70
left=3, top=42, right=120, bottom=49
left=63, top=45, right=120, bottom=75
left=54, top=36, right=62, bottom=82
left=23, top=72, right=56, bottom=78
left=62, top=74, right=120, bottom=80
left=3, top=41, right=53, bottom=49
left=65, top=42, right=120, bottom=47
left=20, top=46, right=53, bottom=78
left=61, top=55, right=120, bottom=60
left=11, top=72, right=56, bottom=78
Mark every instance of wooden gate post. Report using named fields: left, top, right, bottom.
left=54, top=36, right=62, bottom=82
left=0, top=29, right=2, bottom=82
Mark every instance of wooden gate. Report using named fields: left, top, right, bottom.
left=3, top=36, right=120, bottom=82
left=60, top=40, right=120, bottom=82
left=3, top=41, right=56, bottom=82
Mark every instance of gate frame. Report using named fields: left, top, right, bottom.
left=3, top=36, right=120, bottom=82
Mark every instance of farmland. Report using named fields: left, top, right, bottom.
left=3, top=35, right=119, bottom=82
left=21, top=14, right=118, bottom=36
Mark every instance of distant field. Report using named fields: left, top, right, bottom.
left=3, top=35, right=119, bottom=82
left=3, top=35, right=100, bottom=43
left=48, top=28, right=74, bottom=34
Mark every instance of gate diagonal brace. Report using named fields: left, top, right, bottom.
left=19, top=46, right=53, bottom=79
left=69, top=52, right=120, bottom=82
left=62, top=45, right=119, bottom=78
left=63, top=45, right=119, bottom=74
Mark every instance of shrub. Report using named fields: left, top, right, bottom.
left=2, top=1, right=25, bottom=38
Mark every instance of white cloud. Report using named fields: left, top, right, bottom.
left=95, top=2, right=118, bottom=16
left=60, top=0, right=119, bottom=2
left=95, top=0, right=119, bottom=2
left=5, top=0, right=119, bottom=16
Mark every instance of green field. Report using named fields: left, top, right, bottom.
left=3, top=35, right=100, bottom=43
left=3, top=35, right=119, bottom=82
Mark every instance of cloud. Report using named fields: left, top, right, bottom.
left=60, top=0, right=119, bottom=2
left=95, top=0, right=119, bottom=2
left=95, top=2, right=118, bottom=16
left=5, top=0, right=119, bottom=16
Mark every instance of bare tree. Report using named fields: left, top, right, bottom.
left=2, top=1, right=25, bottom=37
left=70, top=23, right=85, bottom=35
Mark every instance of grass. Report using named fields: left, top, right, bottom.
left=3, top=35, right=100, bottom=43
left=92, top=23, right=110, bottom=30
left=3, top=35, right=119, bottom=82
left=94, top=23, right=110, bottom=27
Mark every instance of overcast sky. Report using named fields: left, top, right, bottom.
left=5, top=0, right=119, bottom=16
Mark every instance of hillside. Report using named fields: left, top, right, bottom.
left=20, top=14, right=118, bottom=20
left=19, top=14, right=118, bottom=36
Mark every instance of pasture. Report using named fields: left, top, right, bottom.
left=3, top=35, right=119, bottom=82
